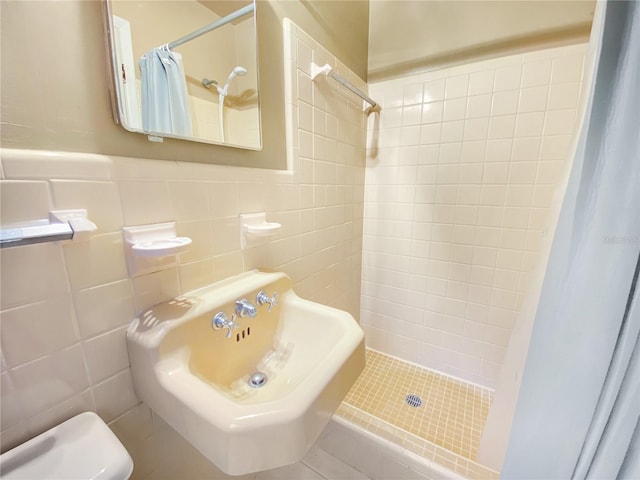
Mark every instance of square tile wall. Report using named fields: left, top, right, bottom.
left=362, top=43, right=588, bottom=388
left=0, top=21, right=367, bottom=479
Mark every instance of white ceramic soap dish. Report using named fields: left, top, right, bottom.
left=131, top=237, right=192, bottom=257
left=123, top=222, right=191, bottom=276
left=240, top=213, right=281, bottom=249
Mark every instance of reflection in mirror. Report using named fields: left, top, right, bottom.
left=105, top=0, right=261, bottom=150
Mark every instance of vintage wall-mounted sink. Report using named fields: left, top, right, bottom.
left=126, top=270, right=365, bottom=475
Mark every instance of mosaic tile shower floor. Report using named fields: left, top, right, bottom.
left=336, top=349, right=499, bottom=479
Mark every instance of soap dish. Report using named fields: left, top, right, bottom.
left=131, top=237, right=192, bottom=257
left=246, top=222, right=281, bottom=236
left=122, top=222, right=191, bottom=277
left=240, top=213, right=281, bottom=249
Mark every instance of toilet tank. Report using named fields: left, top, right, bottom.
left=0, top=412, right=133, bottom=479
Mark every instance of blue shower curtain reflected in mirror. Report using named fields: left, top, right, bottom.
left=139, top=47, right=193, bottom=137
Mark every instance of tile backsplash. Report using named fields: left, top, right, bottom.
left=361, top=43, right=587, bottom=388
left=0, top=20, right=366, bottom=479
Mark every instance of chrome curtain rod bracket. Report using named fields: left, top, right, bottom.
left=166, top=3, right=255, bottom=50
left=311, top=63, right=381, bottom=114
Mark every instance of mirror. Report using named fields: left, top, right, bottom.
left=104, top=0, right=261, bottom=150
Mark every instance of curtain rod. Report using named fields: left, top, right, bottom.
left=311, top=63, right=381, bottom=114
left=167, top=3, right=254, bottom=50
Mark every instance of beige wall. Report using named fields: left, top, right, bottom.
left=0, top=19, right=367, bottom=480
left=0, top=0, right=368, bottom=169
left=362, top=42, right=588, bottom=388
left=369, top=0, right=594, bottom=80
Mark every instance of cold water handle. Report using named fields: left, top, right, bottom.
left=256, top=291, right=278, bottom=312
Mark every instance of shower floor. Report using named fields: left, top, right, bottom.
left=336, top=349, right=499, bottom=479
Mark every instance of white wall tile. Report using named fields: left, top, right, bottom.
left=445, top=75, right=469, bottom=99
left=63, top=232, right=128, bottom=291
left=515, top=112, right=545, bottom=137
left=0, top=297, right=77, bottom=368
left=544, top=109, right=576, bottom=135
left=364, top=42, right=586, bottom=387
left=548, top=83, right=581, bottom=110
left=488, top=115, right=516, bottom=139
left=423, top=78, right=446, bottom=102
left=132, top=269, right=180, bottom=312
left=492, top=90, right=519, bottom=116
left=540, top=135, right=573, bottom=160
left=179, top=257, right=217, bottom=291
left=50, top=180, right=123, bottom=233
left=443, top=98, right=467, bottom=121
left=469, top=71, right=495, bottom=96
left=512, top=137, right=542, bottom=161
left=485, top=139, right=512, bottom=163
left=168, top=181, right=210, bottom=222
left=551, top=56, right=583, bottom=83
left=1, top=150, right=112, bottom=181
left=108, top=403, right=153, bottom=459
left=403, top=83, right=424, bottom=106
left=518, top=86, right=548, bottom=113
left=73, top=281, right=134, bottom=340
left=461, top=141, right=486, bottom=163
left=0, top=180, right=52, bottom=225
left=83, top=326, right=130, bottom=384
left=402, top=104, right=422, bottom=126
left=440, top=121, right=464, bottom=143
left=521, top=59, right=552, bottom=88
left=0, top=243, right=69, bottom=310
left=467, top=94, right=492, bottom=119
left=421, top=101, right=443, bottom=124
left=92, top=370, right=139, bottom=423
left=298, top=70, right=313, bottom=104
left=493, top=65, right=521, bottom=92
left=464, top=118, right=490, bottom=142
left=483, top=163, right=510, bottom=184
left=509, top=162, right=538, bottom=184
left=536, top=161, right=564, bottom=185
left=119, top=181, right=171, bottom=226
left=10, top=345, right=90, bottom=418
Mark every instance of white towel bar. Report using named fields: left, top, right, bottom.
left=311, top=63, right=381, bottom=114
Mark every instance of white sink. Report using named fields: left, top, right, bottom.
left=126, top=270, right=365, bottom=475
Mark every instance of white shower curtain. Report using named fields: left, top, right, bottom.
left=139, top=47, right=192, bottom=137
left=502, top=1, right=640, bottom=478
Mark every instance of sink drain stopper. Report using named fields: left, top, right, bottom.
left=248, top=372, right=268, bottom=388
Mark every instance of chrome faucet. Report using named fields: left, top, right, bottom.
left=235, top=299, right=257, bottom=318
left=256, top=291, right=278, bottom=312
left=211, top=312, right=239, bottom=338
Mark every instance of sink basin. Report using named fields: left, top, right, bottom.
left=126, top=270, right=365, bottom=475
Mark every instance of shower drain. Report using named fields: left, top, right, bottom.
left=405, top=394, right=423, bottom=408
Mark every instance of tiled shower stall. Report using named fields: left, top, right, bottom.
left=361, top=44, right=587, bottom=387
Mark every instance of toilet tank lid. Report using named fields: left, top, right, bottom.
left=0, top=412, right=134, bottom=480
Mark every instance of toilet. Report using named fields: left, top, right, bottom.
left=0, top=412, right=133, bottom=479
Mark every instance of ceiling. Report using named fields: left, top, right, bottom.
left=369, top=0, right=596, bottom=80
left=197, top=0, right=252, bottom=24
